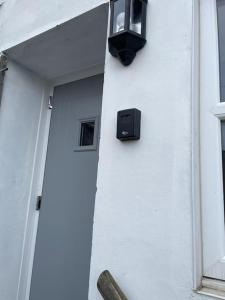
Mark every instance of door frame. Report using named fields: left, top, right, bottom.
left=17, top=64, right=105, bottom=300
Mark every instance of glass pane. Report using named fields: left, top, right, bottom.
left=130, top=0, right=142, bottom=34
left=217, top=0, right=225, bottom=101
left=221, top=121, right=225, bottom=213
left=113, top=0, right=126, bottom=33
left=80, top=121, right=95, bottom=146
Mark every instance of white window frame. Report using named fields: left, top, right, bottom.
left=200, top=0, right=225, bottom=281
left=195, top=0, right=225, bottom=294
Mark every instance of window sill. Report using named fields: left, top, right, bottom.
left=197, top=278, right=225, bottom=300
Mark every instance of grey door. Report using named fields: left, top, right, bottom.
left=29, top=75, right=103, bottom=300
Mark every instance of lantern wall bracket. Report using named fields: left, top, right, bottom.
left=108, top=31, right=146, bottom=66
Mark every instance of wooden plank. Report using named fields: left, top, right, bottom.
left=97, top=270, right=128, bottom=300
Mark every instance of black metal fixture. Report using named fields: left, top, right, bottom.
left=117, top=108, right=141, bottom=141
left=108, top=0, right=148, bottom=66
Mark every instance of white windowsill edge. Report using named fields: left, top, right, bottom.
left=197, top=288, right=225, bottom=300
left=196, top=278, right=225, bottom=300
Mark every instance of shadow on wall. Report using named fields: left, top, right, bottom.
left=0, top=73, right=4, bottom=105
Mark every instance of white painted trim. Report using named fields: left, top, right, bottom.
left=24, top=89, right=53, bottom=300
left=198, top=288, right=225, bottom=300
left=191, top=0, right=202, bottom=290
left=52, top=63, right=105, bottom=87
left=203, top=277, right=225, bottom=292
left=17, top=84, right=52, bottom=300
left=200, top=0, right=225, bottom=281
left=197, top=278, right=225, bottom=299
left=212, top=102, right=225, bottom=119
left=74, top=116, right=100, bottom=152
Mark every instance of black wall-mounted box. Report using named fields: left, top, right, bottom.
left=117, top=108, right=141, bottom=141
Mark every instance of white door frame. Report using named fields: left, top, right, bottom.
left=17, top=64, right=105, bottom=300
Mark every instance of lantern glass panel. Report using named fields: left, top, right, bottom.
left=130, top=0, right=142, bottom=35
left=113, top=0, right=126, bottom=33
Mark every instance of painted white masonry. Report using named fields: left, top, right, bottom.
left=89, top=1, right=209, bottom=299
left=0, top=0, right=216, bottom=300
left=0, top=0, right=107, bottom=51
left=0, top=61, right=48, bottom=300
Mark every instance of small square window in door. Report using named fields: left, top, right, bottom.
left=80, top=121, right=95, bottom=146
left=74, top=117, right=99, bottom=152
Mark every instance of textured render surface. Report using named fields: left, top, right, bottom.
left=0, top=0, right=107, bottom=51
left=0, top=61, right=45, bottom=300
left=89, top=1, right=211, bottom=300
left=6, top=4, right=108, bottom=80
left=0, top=1, right=216, bottom=300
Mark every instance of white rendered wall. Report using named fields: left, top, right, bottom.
left=0, top=1, right=215, bottom=300
left=0, top=0, right=107, bottom=52
left=89, top=1, right=210, bottom=300
left=0, top=61, right=47, bottom=300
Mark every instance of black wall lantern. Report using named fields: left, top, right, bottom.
left=108, top=0, right=148, bottom=66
